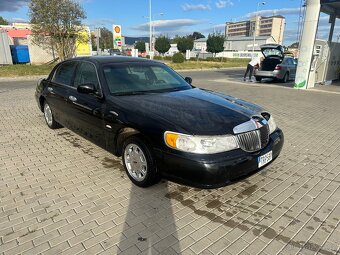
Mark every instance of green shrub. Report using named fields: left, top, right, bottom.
left=172, top=53, right=185, bottom=63
left=153, top=56, right=163, bottom=60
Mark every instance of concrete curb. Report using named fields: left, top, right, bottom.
left=212, top=78, right=340, bottom=95
left=176, top=67, right=244, bottom=72
left=0, top=75, right=47, bottom=82
left=0, top=67, right=245, bottom=81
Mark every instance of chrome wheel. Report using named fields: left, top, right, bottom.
left=44, top=103, right=53, bottom=127
left=124, top=143, right=148, bottom=182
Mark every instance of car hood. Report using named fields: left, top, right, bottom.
left=111, top=88, right=264, bottom=135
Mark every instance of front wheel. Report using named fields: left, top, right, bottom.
left=122, top=136, right=159, bottom=187
left=43, top=102, right=61, bottom=129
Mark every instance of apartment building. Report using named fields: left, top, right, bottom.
left=225, top=15, right=285, bottom=45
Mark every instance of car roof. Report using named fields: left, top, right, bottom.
left=71, top=56, right=159, bottom=64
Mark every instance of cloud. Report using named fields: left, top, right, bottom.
left=201, top=23, right=226, bottom=33
left=5, top=17, right=29, bottom=23
left=0, top=0, right=28, bottom=12
left=244, top=7, right=301, bottom=18
left=130, top=19, right=207, bottom=37
left=85, top=18, right=116, bottom=28
left=182, top=3, right=211, bottom=11
left=215, top=0, right=233, bottom=9
left=133, top=19, right=205, bottom=32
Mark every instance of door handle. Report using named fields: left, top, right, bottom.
left=47, top=87, right=53, bottom=92
left=68, top=96, right=77, bottom=102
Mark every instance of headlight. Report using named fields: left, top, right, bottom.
left=164, top=131, right=239, bottom=154
left=268, top=116, right=277, bottom=134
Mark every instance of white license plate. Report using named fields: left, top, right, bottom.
left=258, top=151, right=272, bottom=168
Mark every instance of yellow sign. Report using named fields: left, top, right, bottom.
left=76, top=27, right=91, bottom=56
left=113, top=24, right=122, bottom=50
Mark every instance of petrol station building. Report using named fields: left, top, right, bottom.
left=295, top=0, right=340, bottom=89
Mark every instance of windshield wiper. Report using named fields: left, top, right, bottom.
left=112, top=91, right=149, bottom=96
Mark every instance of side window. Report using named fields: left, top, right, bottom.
left=74, top=62, right=99, bottom=90
left=52, top=61, right=77, bottom=86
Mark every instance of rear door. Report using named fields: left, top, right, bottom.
left=287, top=58, right=297, bottom=78
left=47, top=61, right=78, bottom=126
left=66, top=61, right=106, bottom=147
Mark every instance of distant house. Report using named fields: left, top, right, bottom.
left=0, top=24, right=32, bottom=45
left=193, top=36, right=276, bottom=53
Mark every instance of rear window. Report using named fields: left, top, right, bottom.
left=52, top=61, right=77, bottom=86
left=262, top=49, right=283, bottom=58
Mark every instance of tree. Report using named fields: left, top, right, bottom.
left=206, top=33, right=225, bottom=57
left=177, top=36, right=193, bottom=54
left=135, top=41, right=146, bottom=53
left=0, top=16, right=8, bottom=25
left=191, top=32, right=205, bottom=40
left=155, top=36, right=171, bottom=55
left=171, top=35, right=181, bottom=44
left=99, top=27, right=113, bottom=50
left=289, top=42, right=299, bottom=48
left=29, top=0, right=87, bottom=61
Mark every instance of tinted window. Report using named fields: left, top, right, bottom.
left=103, top=63, right=191, bottom=95
left=52, top=61, right=77, bottom=86
left=74, top=62, right=99, bottom=89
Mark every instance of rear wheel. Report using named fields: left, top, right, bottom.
left=43, top=102, right=61, bottom=129
left=281, top=72, right=289, bottom=83
left=122, top=136, right=159, bottom=187
left=255, top=77, right=262, bottom=82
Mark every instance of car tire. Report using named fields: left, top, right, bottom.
left=43, top=101, right=61, bottom=129
left=281, top=73, right=289, bottom=83
left=255, top=77, right=262, bottom=82
left=122, top=136, right=159, bottom=187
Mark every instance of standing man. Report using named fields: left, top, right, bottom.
left=244, top=57, right=263, bottom=82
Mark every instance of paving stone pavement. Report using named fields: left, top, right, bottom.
left=0, top=79, right=339, bottom=255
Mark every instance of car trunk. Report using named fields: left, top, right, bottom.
left=260, top=44, right=284, bottom=71
left=260, top=57, right=282, bottom=71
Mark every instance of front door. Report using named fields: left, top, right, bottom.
left=66, top=61, right=107, bottom=147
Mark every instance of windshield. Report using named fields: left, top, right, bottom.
left=103, top=62, right=192, bottom=95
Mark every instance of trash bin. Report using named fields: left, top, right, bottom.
left=10, top=45, right=30, bottom=64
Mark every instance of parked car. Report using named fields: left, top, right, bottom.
left=254, top=44, right=297, bottom=83
left=109, top=49, right=122, bottom=56
left=35, top=56, right=284, bottom=188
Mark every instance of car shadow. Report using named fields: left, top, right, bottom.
left=116, top=181, right=181, bottom=254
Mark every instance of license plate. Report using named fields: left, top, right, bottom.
left=258, top=151, right=272, bottom=168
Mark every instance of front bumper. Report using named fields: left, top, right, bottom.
left=156, top=129, right=284, bottom=188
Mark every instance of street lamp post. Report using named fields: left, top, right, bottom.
left=252, top=1, right=265, bottom=53
left=149, top=0, right=152, bottom=59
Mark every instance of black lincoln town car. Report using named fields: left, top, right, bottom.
left=35, top=56, right=284, bottom=188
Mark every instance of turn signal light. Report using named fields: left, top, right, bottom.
left=165, top=133, right=179, bottom=148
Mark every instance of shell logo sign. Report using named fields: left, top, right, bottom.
left=113, top=25, right=122, bottom=50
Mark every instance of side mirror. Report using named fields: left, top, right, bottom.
left=184, top=77, right=192, bottom=84
left=77, top=83, right=96, bottom=94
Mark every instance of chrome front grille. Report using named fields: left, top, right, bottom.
left=236, top=125, right=269, bottom=152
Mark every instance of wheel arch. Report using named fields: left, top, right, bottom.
left=39, top=96, right=45, bottom=112
left=115, top=127, right=140, bottom=156
left=115, top=127, right=157, bottom=157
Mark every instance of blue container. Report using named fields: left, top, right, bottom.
left=10, top=45, right=30, bottom=64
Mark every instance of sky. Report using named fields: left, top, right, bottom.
left=0, top=0, right=339, bottom=45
